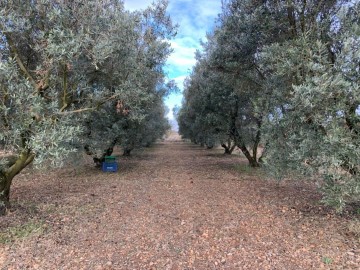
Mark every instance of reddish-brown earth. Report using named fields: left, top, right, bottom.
left=0, top=133, right=359, bottom=269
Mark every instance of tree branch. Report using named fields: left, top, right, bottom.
left=3, top=31, right=50, bottom=94
left=5, top=151, right=35, bottom=180
left=4, top=33, right=38, bottom=89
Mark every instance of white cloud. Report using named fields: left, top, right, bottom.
left=123, top=0, right=153, bottom=11
left=165, top=1, right=221, bottom=77
left=168, top=0, right=221, bottom=36
left=167, top=40, right=198, bottom=74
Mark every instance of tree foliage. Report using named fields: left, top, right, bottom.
left=178, top=0, right=359, bottom=210
left=0, top=0, right=175, bottom=214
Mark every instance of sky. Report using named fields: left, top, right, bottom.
left=123, top=0, right=222, bottom=122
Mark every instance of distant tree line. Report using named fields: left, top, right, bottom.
left=0, top=0, right=176, bottom=215
left=178, top=0, right=359, bottom=211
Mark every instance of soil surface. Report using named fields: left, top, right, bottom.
left=0, top=133, right=359, bottom=269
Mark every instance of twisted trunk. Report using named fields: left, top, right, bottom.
left=122, top=147, right=133, bottom=156
left=237, top=142, right=260, bottom=168
left=123, top=141, right=135, bottom=156
left=85, top=139, right=117, bottom=167
left=221, top=139, right=236, bottom=155
left=0, top=151, right=35, bottom=215
left=0, top=172, right=11, bottom=216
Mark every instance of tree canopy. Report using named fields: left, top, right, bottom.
left=178, top=0, right=359, bottom=211
left=0, top=0, right=176, bottom=214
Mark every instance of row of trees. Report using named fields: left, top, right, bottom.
left=178, top=0, right=360, bottom=211
left=0, top=0, right=176, bottom=215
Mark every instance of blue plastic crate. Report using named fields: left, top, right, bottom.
left=102, top=162, right=118, bottom=172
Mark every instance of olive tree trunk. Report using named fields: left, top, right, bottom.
left=84, top=139, right=117, bottom=167
left=0, top=173, right=11, bottom=216
left=122, top=141, right=135, bottom=156
left=237, top=142, right=260, bottom=167
left=221, top=139, right=236, bottom=155
left=236, top=128, right=262, bottom=168
left=122, top=147, right=133, bottom=156
left=0, top=151, right=35, bottom=215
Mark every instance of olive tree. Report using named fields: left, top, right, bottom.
left=260, top=1, right=359, bottom=210
left=179, top=2, right=273, bottom=165
left=0, top=0, right=175, bottom=214
left=178, top=57, right=238, bottom=153
left=179, top=0, right=358, bottom=210
left=82, top=0, right=176, bottom=160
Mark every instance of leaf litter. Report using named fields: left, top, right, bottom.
left=0, top=133, right=359, bottom=269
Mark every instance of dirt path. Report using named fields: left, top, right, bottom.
left=1, top=136, right=359, bottom=269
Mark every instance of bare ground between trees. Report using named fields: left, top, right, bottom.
left=0, top=134, right=359, bottom=269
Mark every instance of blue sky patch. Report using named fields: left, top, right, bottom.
left=124, top=0, right=221, bottom=120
